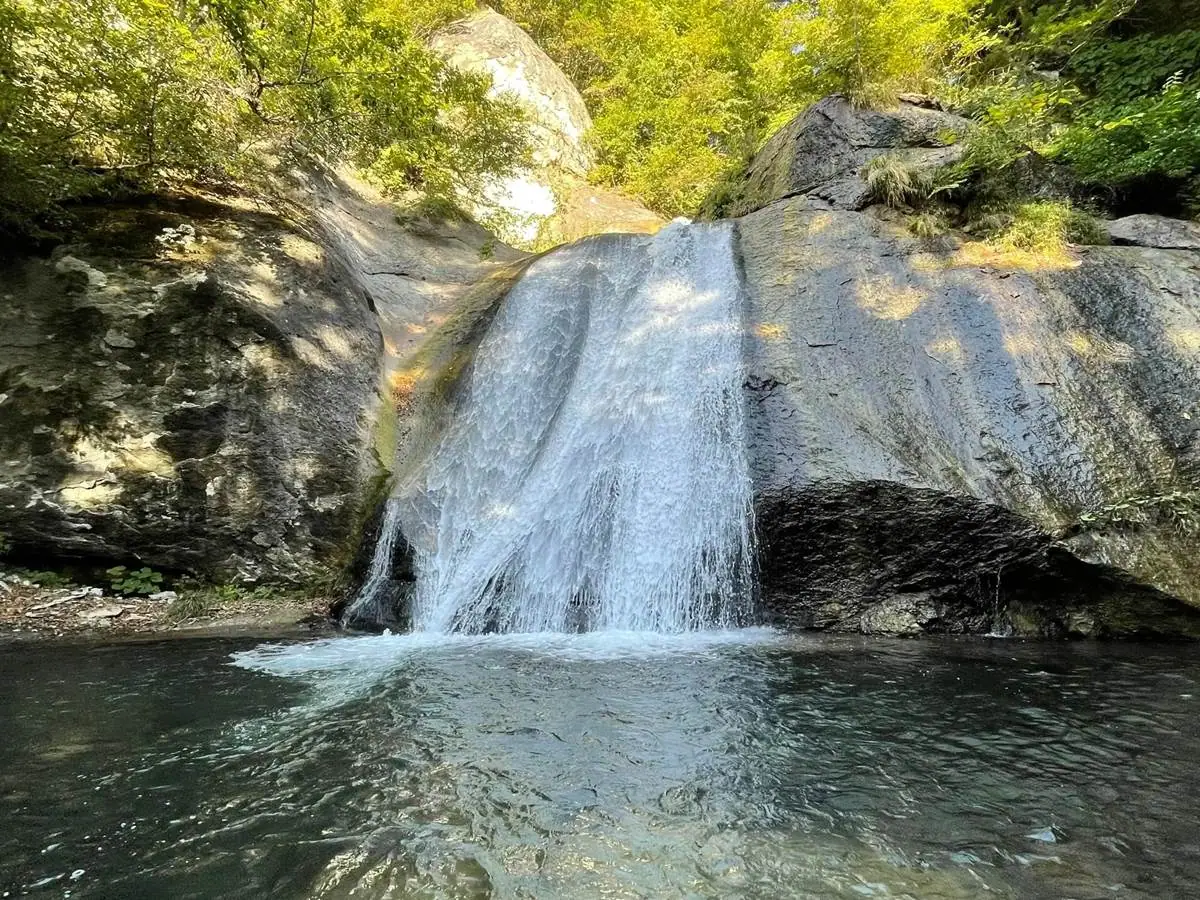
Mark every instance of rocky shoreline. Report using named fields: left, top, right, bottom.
left=0, top=569, right=333, bottom=641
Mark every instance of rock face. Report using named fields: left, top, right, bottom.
left=1107, top=214, right=1200, bottom=250
left=0, top=199, right=382, bottom=582
left=431, top=8, right=593, bottom=177
left=717, top=95, right=969, bottom=218
left=738, top=199, right=1200, bottom=637
left=0, top=11, right=658, bottom=595
left=0, top=171, right=529, bottom=586
left=430, top=8, right=663, bottom=247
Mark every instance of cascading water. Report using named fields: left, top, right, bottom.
left=341, top=498, right=405, bottom=627
left=353, top=220, right=755, bottom=634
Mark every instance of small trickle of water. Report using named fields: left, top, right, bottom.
left=389, top=220, right=755, bottom=634
left=342, top=499, right=404, bottom=626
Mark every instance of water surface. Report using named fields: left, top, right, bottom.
left=3, top=632, right=1199, bottom=898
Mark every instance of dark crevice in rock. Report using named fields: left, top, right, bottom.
left=756, top=482, right=1200, bottom=638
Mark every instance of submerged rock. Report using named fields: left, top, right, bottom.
left=738, top=198, right=1200, bottom=636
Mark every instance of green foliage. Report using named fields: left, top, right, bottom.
left=166, top=592, right=211, bottom=622
left=497, top=0, right=974, bottom=216
left=8, top=568, right=73, bottom=588
left=0, top=0, right=527, bottom=240
left=11, top=0, right=1197, bottom=231
left=0, top=532, right=10, bottom=557
left=164, top=580, right=289, bottom=621
left=1056, top=74, right=1200, bottom=184
left=213, top=582, right=286, bottom=603
left=1078, top=489, right=1200, bottom=533
left=909, top=209, right=951, bottom=239
left=394, top=194, right=471, bottom=227
left=768, top=0, right=982, bottom=107
left=105, top=565, right=164, bottom=596
left=993, top=201, right=1107, bottom=252
left=957, top=0, right=1200, bottom=196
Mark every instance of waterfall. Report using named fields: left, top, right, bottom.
left=356, top=220, right=755, bottom=634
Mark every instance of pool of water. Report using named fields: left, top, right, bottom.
left=3, top=631, right=1199, bottom=898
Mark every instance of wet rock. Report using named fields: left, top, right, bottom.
left=714, top=95, right=969, bottom=218
left=102, top=328, right=137, bottom=349
left=53, top=254, right=108, bottom=287
left=1107, top=214, right=1200, bottom=250
left=738, top=198, right=1200, bottom=637
left=1027, top=826, right=1059, bottom=843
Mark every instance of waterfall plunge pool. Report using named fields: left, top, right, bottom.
left=3, top=632, right=1200, bottom=898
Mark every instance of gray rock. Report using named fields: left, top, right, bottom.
left=430, top=9, right=593, bottom=177
left=427, top=9, right=663, bottom=248
left=0, top=191, right=374, bottom=584
left=102, top=328, right=137, bottom=349
left=738, top=199, right=1200, bottom=637
left=0, top=167, right=533, bottom=591
left=79, top=605, right=124, bottom=620
left=1107, top=214, right=1200, bottom=250
left=715, top=95, right=969, bottom=218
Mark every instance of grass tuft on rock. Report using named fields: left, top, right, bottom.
left=866, top=155, right=934, bottom=209
left=995, top=201, right=1108, bottom=255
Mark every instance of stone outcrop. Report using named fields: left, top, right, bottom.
left=430, top=8, right=663, bottom=247
left=1107, top=214, right=1200, bottom=250
left=0, top=198, right=381, bottom=583
left=716, top=95, right=969, bottom=218
left=738, top=189, right=1200, bottom=638
left=0, top=171, right=529, bottom=586
left=714, top=95, right=1200, bottom=637
left=0, top=9, right=656, bottom=593
left=431, top=9, right=593, bottom=178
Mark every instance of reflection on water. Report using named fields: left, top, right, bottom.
left=3, top=633, right=1200, bottom=898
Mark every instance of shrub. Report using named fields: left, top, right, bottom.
left=909, top=210, right=950, bottom=239
left=105, top=565, right=164, bottom=596
left=8, top=568, right=73, bottom=588
left=0, top=0, right=528, bottom=241
left=166, top=593, right=211, bottom=622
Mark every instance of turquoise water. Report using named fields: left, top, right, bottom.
left=3, top=632, right=1199, bottom=898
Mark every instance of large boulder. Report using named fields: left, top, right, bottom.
left=738, top=199, right=1200, bottom=636
left=1107, top=214, right=1200, bottom=250
left=430, top=8, right=593, bottom=177
left=0, top=172, right=530, bottom=586
left=715, top=95, right=969, bottom=218
left=430, top=8, right=663, bottom=247
left=0, top=199, right=383, bottom=583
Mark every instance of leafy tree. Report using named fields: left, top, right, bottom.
left=0, top=0, right=527, bottom=240
left=498, top=0, right=978, bottom=216
left=959, top=0, right=1200, bottom=209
